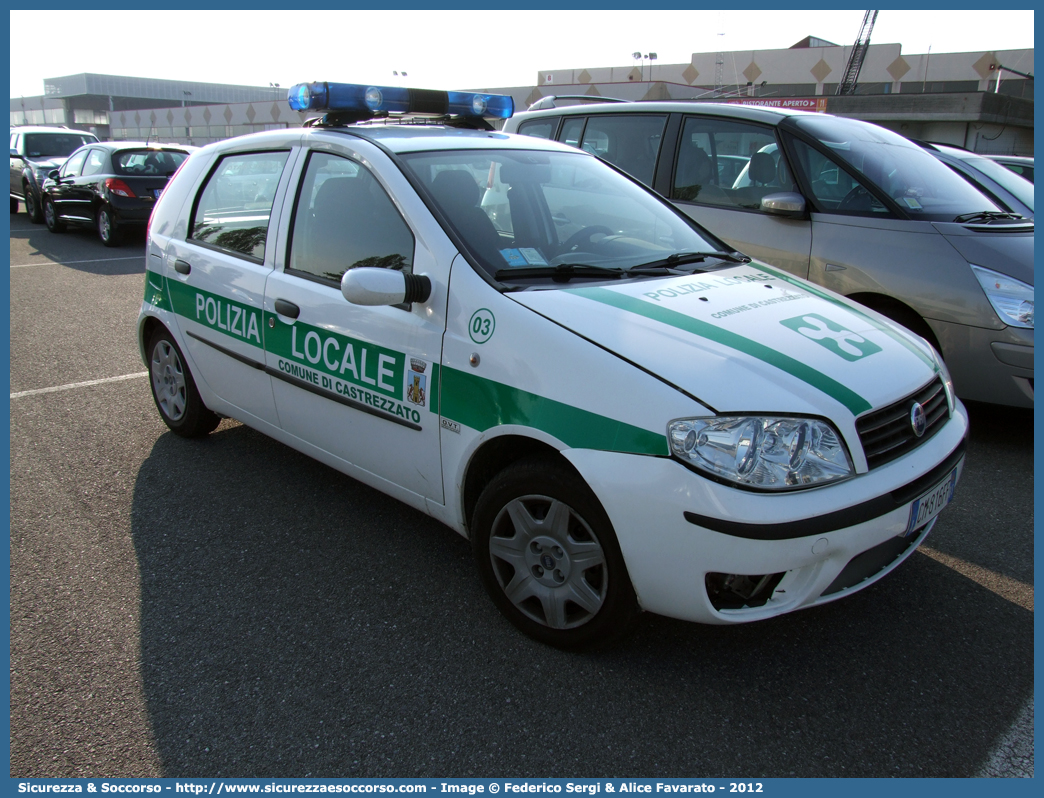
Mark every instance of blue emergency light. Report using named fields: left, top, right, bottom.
left=287, top=81, right=514, bottom=120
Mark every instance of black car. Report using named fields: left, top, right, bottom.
left=41, top=141, right=193, bottom=246
left=10, top=126, right=99, bottom=223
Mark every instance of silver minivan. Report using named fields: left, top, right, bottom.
left=506, top=102, right=1033, bottom=407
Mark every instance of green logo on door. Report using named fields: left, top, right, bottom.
left=780, top=313, right=882, bottom=361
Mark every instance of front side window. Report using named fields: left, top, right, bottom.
left=672, top=117, right=795, bottom=210
left=787, top=138, right=889, bottom=216
left=400, top=148, right=723, bottom=283
left=787, top=116, right=1002, bottom=221
left=81, top=149, right=107, bottom=177
left=59, top=149, right=88, bottom=178
left=287, top=151, right=414, bottom=284
left=190, top=151, right=290, bottom=261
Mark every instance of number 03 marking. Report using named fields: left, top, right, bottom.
left=469, top=308, right=496, bottom=344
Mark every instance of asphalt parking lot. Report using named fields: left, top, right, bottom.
left=8, top=208, right=1034, bottom=778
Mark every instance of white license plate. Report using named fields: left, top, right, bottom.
left=905, top=467, right=958, bottom=536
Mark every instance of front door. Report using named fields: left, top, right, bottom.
left=668, top=115, right=813, bottom=278
left=262, top=147, right=447, bottom=502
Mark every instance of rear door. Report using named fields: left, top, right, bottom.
left=162, top=148, right=296, bottom=428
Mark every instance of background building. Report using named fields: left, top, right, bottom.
left=10, top=39, right=1034, bottom=154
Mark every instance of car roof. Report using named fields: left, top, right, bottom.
left=206, top=123, right=583, bottom=157
left=987, top=154, right=1033, bottom=165
left=86, top=141, right=193, bottom=151
left=340, top=123, right=583, bottom=154
left=11, top=125, right=98, bottom=137
left=511, top=100, right=807, bottom=127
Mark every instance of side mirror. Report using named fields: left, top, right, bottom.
left=341, top=268, right=431, bottom=306
left=760, top=192, right=807, bottom=217
left=11, top=148, right=22, bottom=159
left=47, top=169, right=60, bottom=180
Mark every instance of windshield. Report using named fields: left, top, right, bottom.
left=23, top=132, right=97, bottom=159
left=398, top=149, right=726, bottom=282
left=790, top=116, right=1003, bottom=222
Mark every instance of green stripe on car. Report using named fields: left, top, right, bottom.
left=568, top=285, right=873, bottom=416
left=441, top=367, right=668, bottom=456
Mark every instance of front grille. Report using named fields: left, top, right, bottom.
left=821, top=532, right=920, bottom=596
left=856, top=376, right=948, bottom=470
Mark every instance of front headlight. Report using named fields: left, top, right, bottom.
left=668, top=416, right=854, bottom=490
left=971, top=264, right=1034, bottom=328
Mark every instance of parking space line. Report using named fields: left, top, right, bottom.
left=10, top=256, right=143, bottom=269
left=11, top=372, right=148, bottom=399
left=919, top=546, right=1033, bottom=611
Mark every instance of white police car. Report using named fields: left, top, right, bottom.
left=138, top=81, right=968, bottom=649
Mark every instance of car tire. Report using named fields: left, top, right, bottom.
left=97, top=205, right=123, bottom=247
left=24, top=184, right=43, bottom=224
left=10, top=197, right=18, bottom=214
left=472, top=456, right=640, bottom=650
left=147, top=329, right=221, bottom=438
left=43, top=198, right=65, bottom=233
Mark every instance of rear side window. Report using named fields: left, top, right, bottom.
left=115, top=149, right=188, bottom=176
left=577, top=115, right=666, bottom=186
left=190, top=151, right=290, bottom=262
left=516, top=119, right=558, bottom=140
left=287, top=151, right=414, bottom=284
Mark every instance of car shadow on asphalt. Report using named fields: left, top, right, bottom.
left=130, top=422, right=1033, bottom=778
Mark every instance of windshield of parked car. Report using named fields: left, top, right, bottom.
left=399, top=148, right=728, bottom=283
left=789, top=116, right=1005, bottom=222
left=23, top=133, right=97, bottom=159
left=114, top=149, right=189, bottom=177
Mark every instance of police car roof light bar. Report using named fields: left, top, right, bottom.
left=287, top=81, right=514, bottom=120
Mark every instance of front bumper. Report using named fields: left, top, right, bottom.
left=933, top=319, right=1032, bottom=407
left=565, top=401, right=969, bottom=624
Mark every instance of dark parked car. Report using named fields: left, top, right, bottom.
left=41, top=141, right=193, bottom=246
left=10, top=125, right=99, bottom=222
left=918, top=141, right=1034, bottom=220
left=986, top=154, right=1034, bottom=184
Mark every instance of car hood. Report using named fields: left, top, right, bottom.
left=509, top=264, right=941, bottom=421
left=25, top=155, right=66, bottom=170
left=933, top=222, right=1035, bottom=284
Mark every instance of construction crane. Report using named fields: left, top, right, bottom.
left=836, top=10, right=879, bottom=95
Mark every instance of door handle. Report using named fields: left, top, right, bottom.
left=274, top=299, right=300, bottom=319
left=174, top=259, right=191, bottom=275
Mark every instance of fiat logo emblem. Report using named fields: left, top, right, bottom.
left=910, top=402, right=927, bottom=438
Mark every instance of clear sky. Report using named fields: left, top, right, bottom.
left=8, top=8, right=1036, bottom=98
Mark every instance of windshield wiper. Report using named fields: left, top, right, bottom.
left=953, top=211, right=1025, bottom=224
left=495, top=251, right=753, bottom=283
left=629, top=251, right=752, bottom=271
